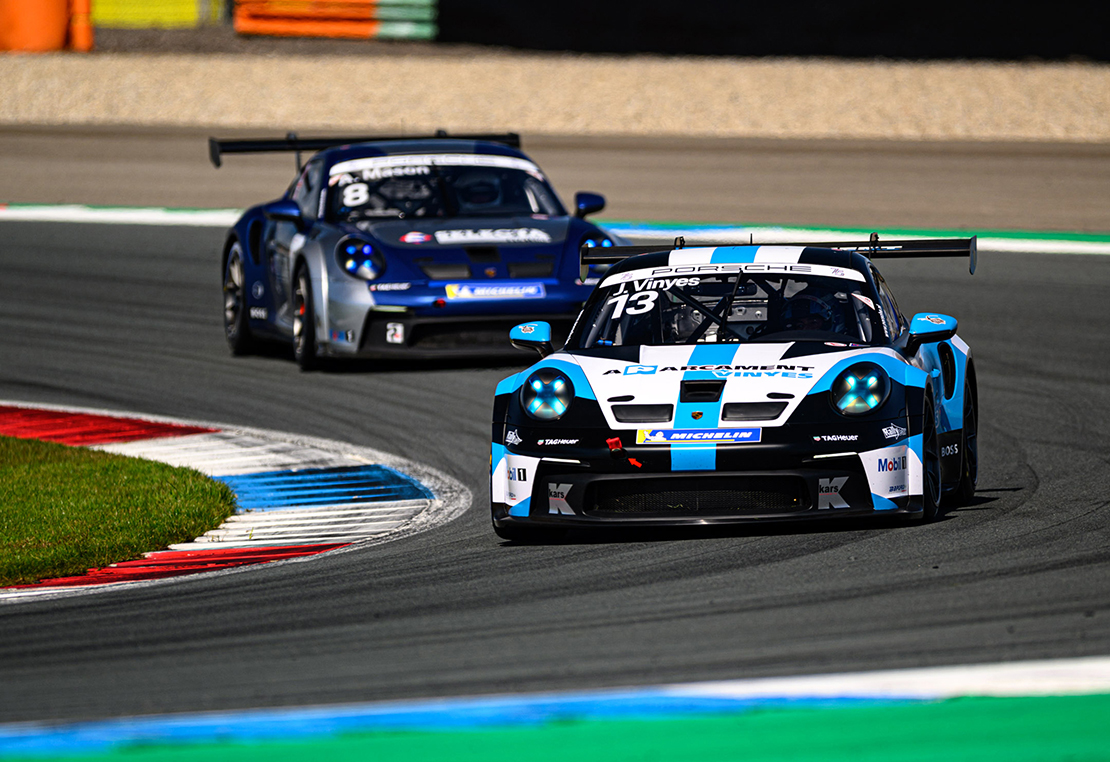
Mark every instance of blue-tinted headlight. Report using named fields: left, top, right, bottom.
left=336, top=237, right=384, bottom=281
left=831, top=362, right=890, bottom=416
left=520, top=368, right=574, bottom=421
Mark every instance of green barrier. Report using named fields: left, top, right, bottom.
left=92, top=0, right=222, bottom=28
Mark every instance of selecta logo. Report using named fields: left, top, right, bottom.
left=878, top=456, right=908, bottom=473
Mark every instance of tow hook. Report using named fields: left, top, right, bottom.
left=606, top=437, right=642, bottom=468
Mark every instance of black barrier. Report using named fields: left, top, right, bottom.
left=437, top=1, right=1110, bottom=61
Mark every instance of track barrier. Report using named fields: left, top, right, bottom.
left=234, top=0, right=436, bottom=40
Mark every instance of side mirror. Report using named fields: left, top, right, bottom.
left=510, top=322, right=554, bottom=357
left=263, top=199, right=304, bottom=227
left=574, top=192, right=606, bottom=219
left=905, top=313, right=958, bottom=355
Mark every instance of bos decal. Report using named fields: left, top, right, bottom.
left=941, top=443, right=960, bottom=457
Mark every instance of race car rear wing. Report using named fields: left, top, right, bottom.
left=209, top=131, right=522, bottom=169
left=580, top=235, right=977, bottom=274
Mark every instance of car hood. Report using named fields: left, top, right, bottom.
left=348, top=216, right=572, bottom=250
left=559, top=343, right=916, bottom=430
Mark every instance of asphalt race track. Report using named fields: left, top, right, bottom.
left=0, top=131, right=1108, bottom=723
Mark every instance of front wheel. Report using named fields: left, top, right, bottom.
left=921, top=396, right=942, bottom=521
left=292, top=264, right=318, bottom=370
left=223, top=242, right=255, bottom=356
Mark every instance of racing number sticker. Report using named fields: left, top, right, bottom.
left=606, top=290, right=657, bottom=318
left=343, top=183, right=370, bottom=207
left=386, top=323, right=404, bottom=344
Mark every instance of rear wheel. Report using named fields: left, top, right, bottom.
left=292, top=264, right=318, bottom=370
left=951, top=379, right=979, bottom=505
left=223, top=242, right=254, bottom=355
left=921, top=396, right=942, bottom=521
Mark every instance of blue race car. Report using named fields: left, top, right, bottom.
left=491, top=236, right=979, bottom=540
left=209, top=132, right=620, bottom=368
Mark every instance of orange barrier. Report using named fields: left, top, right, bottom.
left=69, top=0, right=94, bottom=52
left=234, top=0, right=435, bottom=39
left=0, top=0, right=69, bottom=52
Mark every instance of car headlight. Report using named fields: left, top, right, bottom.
left=520, top=368, right=574, bottom=421
left=830, top=362, right=890, bottom=416
left=336, top=237, right=385, bottom=281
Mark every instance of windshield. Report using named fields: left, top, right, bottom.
left=327, top=153, right=564, bottom=221
left=570, top=265, right=884, bottom=348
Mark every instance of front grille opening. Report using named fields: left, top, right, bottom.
left=589, top=476, right=809, bottom=517
left=722, top=402, right=788, bottom=421
left=612, top=404, right=673, bottom=423
left=416, top=260, right=470, bottom=280
left=465, top=247, right=500, bottom=264
left=508, top=261, right=554, bottom=278
left=681, top=379, right=725, bottom=403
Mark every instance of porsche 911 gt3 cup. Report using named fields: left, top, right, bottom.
left=490, top=236, right=979, bottom=540
left=210, top=132, right=620, bottom=368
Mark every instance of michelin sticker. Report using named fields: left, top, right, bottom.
left=445, top=284, right=545, bottom=300
left=637, top=428, right=762, bottom=444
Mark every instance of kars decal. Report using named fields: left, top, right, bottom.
left=818, top=477, right=849, bottom=509
left=548, top=483, right=574, bottom=515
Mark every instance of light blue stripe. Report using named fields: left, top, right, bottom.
left=709, top=245, right=761, bottom=264
left=670, top=344, right=738, bottom=471
left=871, top=494, right=900, bottom=511
left=508, top=497, right=532, bottom=517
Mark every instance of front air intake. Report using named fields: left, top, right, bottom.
left=722, top=402, right=788, bottom=421
left=612, top=404, right=673, bottom=423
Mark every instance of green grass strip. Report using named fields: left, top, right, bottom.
left=0, top=437, right=237, bottom=585
left=19, top=694, right=1110, bottom=762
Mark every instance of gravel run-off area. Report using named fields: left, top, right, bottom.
left=2, top=52, right=1108, bottom=142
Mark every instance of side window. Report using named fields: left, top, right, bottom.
left=290, top=161, right=324, bottom=221
left=872, top=268, right=904, bottom=339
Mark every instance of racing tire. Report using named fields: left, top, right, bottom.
left=292, top=263, right=318, bottom=371
left=223, top=241, right=255, bottom=356
left=921, top=396, right=943, bottom=521
left=951, top=379, right=979, bottom=506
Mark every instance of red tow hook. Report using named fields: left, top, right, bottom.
left=606, top=437, right=642, bottom=468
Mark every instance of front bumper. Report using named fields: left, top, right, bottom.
left=491, top=423, right=923, bottom=528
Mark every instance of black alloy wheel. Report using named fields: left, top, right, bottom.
left=223, top=241, right=254, bottom=355
left=921, top=396, right=942, bottom=521
left=292, top=264, right=318, bottom=370
left=952, top=379, right=979, bottom=505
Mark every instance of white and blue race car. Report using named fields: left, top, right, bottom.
left=491, top=236, right=979, bottom=540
